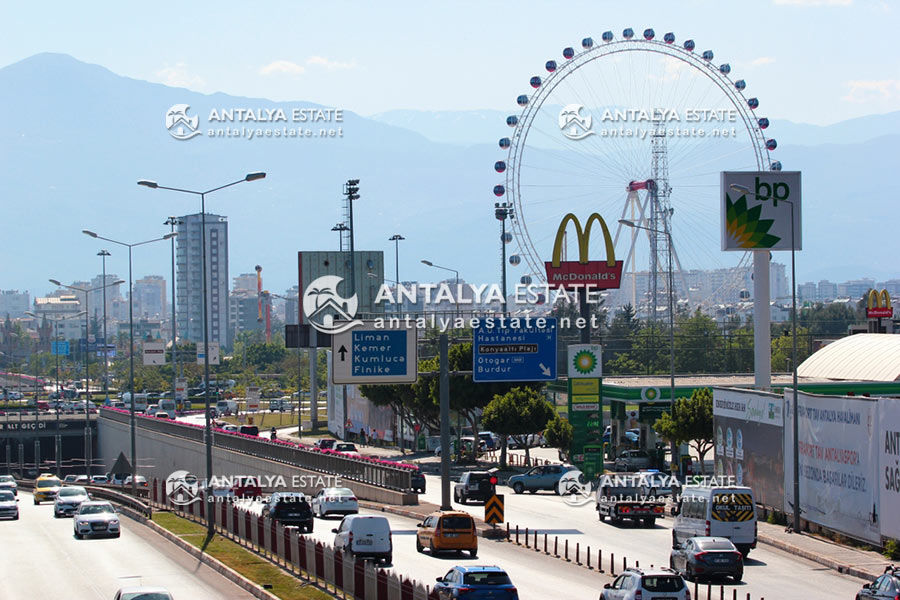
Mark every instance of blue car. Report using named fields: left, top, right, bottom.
left=507, top=464, right=578, bottom=494
left=433, top=566, right=518, bottom=600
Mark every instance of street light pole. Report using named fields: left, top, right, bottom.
left=389, top=234, right=405, bottom=313
left=98, top=250, right=111, bottom=404
left=138, top=173, right=266, bottom=535
left=48, top=278, right=122, bottom=478
left=331, top=223, right=349, bottom=250
left=164, top=217, right=180, bottom=410
left=27, top=310, right=85, bottom=477
left=620, top=219, right=676, bottom=471
left=83, top=230, right=175, bottom=496
left=420, top=260, right=460, bottom=321
left=495, top=202, right=514, bottom=314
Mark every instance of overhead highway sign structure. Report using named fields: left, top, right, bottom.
left=331, top=321, right=417, bottom=384
left=473, top=318, right=557, bottom=382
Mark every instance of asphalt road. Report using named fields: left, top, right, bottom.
left=302, top=507, right=609, bottom=599
left=0, top=491, right=255, bottom=600
left=418, top=472, right=866, bottom=600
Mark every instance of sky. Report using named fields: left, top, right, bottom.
left=4, top=0, right=899, bottom=125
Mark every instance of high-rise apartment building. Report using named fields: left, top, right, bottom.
left=0, top=290, right=30, bottom=319
left=133, top=275, right=166, bottom=319
left=176, top=213, right=229, bottom=346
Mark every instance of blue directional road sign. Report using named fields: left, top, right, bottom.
left=51, top=341, right=70, bottom=356
left=331, top=321, right=418, bottom=384
left=473, top=318, right=557, bottom=382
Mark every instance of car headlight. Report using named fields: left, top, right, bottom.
left=110, top=519, right=119, bottom=525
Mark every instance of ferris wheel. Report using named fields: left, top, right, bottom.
left=493, top=28, right=781, bottom=312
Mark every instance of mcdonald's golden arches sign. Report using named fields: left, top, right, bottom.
left=544, top=213, right=624, bottom=291
left=866, top=289, right=893, bottom=319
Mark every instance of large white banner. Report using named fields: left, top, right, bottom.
left=784, top=391, right=879, bottom=543
left=879, top=397, right=900, bottom=541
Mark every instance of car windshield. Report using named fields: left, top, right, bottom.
left=463, top=571, right=512, bottom=585
left=0, top=491, right=14, bottom=501
left=79, top=504, right=114, bottom=514
left=58, top=487, right=86, bottom=497
left=468, top=473, right=491, bottom=482
left=642, top=576, right=684, bottom=591
left=326, top=488, right=354, bottom=496
left=335, top=443, right=357, bottom=451
left=440, top=516, right=473, bottom=530
left=0, top=475, right=13, bottom=483
left=37, top=478, right=60, bottom=488
left=697, top=539, right=738, bottom=551
left=120, top=593, right=173, bottom=600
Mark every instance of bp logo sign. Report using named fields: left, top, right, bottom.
left=721, top=171, right=801, bottom=252
left=568, top=344, right=601, bottom=378
left=641, top=387, right=661, bottom=402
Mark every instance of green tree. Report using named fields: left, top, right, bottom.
left=674, top=309, right=722, bottom=374
left=800, top=302, right=858, bottom=336
left=771, top=325, right=811, bottom=371
left=543, top=413, right=574, bottom=462
left=654, top=387, right=714, bottom=474
left=482, top=386, right=556, bottom=467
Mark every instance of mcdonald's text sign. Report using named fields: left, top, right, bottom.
left=544, top=213, right=623, bottom=290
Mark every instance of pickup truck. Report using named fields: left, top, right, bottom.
left=595, top=476, right=666, bottom=527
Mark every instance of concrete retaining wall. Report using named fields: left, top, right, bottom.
left=97, top=417, right=416, bottom=505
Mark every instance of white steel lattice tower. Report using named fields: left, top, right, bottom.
left=649, top=122, right=674, bottom=321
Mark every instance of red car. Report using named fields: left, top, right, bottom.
left=231, top=476, right=263, bottom=499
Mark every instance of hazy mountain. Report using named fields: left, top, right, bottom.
left=0, top=53, right=897, bottom=304
left=370, top=108, right=900, bottom=148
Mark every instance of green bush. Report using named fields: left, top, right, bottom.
left=884, top=538, right=900, bottom=560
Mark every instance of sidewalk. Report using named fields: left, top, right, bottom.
left=756, top=521, right=889, bottom=581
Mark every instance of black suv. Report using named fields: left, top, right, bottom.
left=453, top=471, right=497, bottom=504
left=410, top=470, right=426, bottom=494
left=263, top=493, right=314, bottom=533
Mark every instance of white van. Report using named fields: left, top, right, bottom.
left=332, top=514, right=392, bottom=565
left=216, top=399, right=238, bottom=415
left=157, top=399, right=176, bottom=419
left=672, top=486, right=757, bottom=556
left=121, top=392, right=148, bottom=413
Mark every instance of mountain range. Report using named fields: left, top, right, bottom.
left=0, top=53, right=897, bottom=304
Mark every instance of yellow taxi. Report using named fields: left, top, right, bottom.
left=33, top=475, right=62, bottom=504
left=415, top=510, right=478, bottom=557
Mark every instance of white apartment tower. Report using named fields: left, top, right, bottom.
left=176, top=213, right=229, bottom=346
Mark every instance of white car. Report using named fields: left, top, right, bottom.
left=73, top=500, right=120, bottom=538
left=0, top=490, right=18, bottom=520
left=90, top=475, right=109, bottom=485
left=54, top=486, right=89, bottom=517
left=0, top=475, right=17, bottom=496
left=601, top=567, right=689, bottom=600
left=114, top=587, right=173, bottom=600
left=312, top=487, right=359, bottom=518
left=333, top=442, right=361, bottom=457
left=123, top=475, right=148, bottom=488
